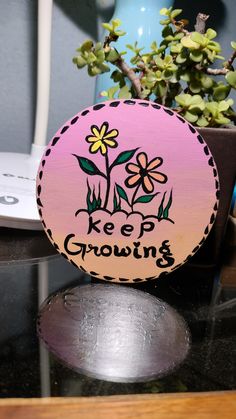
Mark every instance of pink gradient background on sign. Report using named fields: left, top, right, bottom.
left=38, top=100, right=218, bottom=281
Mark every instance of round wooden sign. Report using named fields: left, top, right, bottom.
left=37, top=100, right=219, bottom=283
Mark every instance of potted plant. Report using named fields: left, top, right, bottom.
left=73, top=8, right=236, bottom=278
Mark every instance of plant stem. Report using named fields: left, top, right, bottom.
left=194, top=13, right=209, bottom=34
left=103, top=154, right=110, bottom=209
left=131, top=183, right=141, bottom=212
left=116, top=57, right=143, bottom=98
left=103, top=34, right=143, bottom=98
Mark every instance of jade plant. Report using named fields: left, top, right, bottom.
left=73, top=8, right=236, bottom=127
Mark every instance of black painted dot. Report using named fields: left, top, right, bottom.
left=79, top=265, right=86, bottom=272
left=197, top=134, right=204, bottom=144
left=210, top=213, right=215, bottom=224
left=188, top=124, right=196, bottom=134
left=124, top=100, right=135, bottom=105
left=53, top=243, right=59, bottom=250
left=199, top=237, right=206, bottom=245
left=145, top=276, right=157, bottom=280
left=37, top=197, right=43, bottom=207
left=164, top=109, right=174, bottom=116
left=39, top=171, right=43, bottom=180
left=90, top=271, right=99, bottom=276
left=204, top=226, right=209, bottom=234
left=184, top=255, right=192, bottom=262
left=81, top=110, right=89, bottom=116
left=177, top=116, right=185, bottom=123
left=61, top=126, right=69, bottom=134
left=70, top=260, right=78, bottom=268
left=109, top=101, right=120, bottom=107
left=204, top=226, right=209, bottom=235
left=52, top=137, right=60, bottom=146
left=138, top=102, right=149, bottom=107
left=214, top=202, right=218, bottom=211
left=45, top=148, right=51, bottom=156
left=215, top=180, right=219, bottom=189
left=213, top=168, right=217, bottom=177
left=93, top=104, right=105, bottom=110
left=42, top=160, right=46, bottom=167
left=47, top=229, right=52, bottom=238
left=119, top=277, right=129, bottom=282
left=158, top=272, right=168, bottom=278
left=152, top=104, right=161, bottom=109
left=71, top=116, right=79, bottom=124
left=133, top=278, right=143, bottom=283
left=193, top=246, right=200, bottom=253
left=208, top=157, right=214, bottom=167
left=37, top=185, right=41, bottom=196
left=216, top=190, right=220, bottom=199
left=38, top=209, right=42, bottom=217
left=42, top=220, right=46, bottom=228
left=204, top=145, right=209, bottom=155
left=60, top=252, right=69, bottom=259
left=103, top=276, right=115, bottom=281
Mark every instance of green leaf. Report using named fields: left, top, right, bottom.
left=113, top=189, right=119, bottom=212
left=231, top=41, right=236, bottom=50
left=110, top=148, right=139, bottom=169
left=170, top=43, right=182, bottom=54
left=226, top=71, right=236, bottom=89
left=73, top=155, right=105, bottom=177
left=106, top=85, right=119, bottom=99
left=112, top=18, right=122, bottom=29
left=191, top=32, right=208, bottom=46
left=197, top=116, right=209, bottom=127
left=160, top=18, right=171, bottom=25
left=190, top=50, right=203, bottom=63
left=181, top=36, right=199, bottom=49
left=87, top=52, right=96, bottom=64
left=134, top=194, right=157, bottom=204
left=184, top=111, right=199, bottom=123
left=76, top=56, right=87, bottom=68
left=106, top=49, right=120, bottom=63
left=116, top=184, right=129, bottom=203
left=157, top=192, right=166, bottom=219
left=218, top=99, right=234, bottom=112
left=189, top=81, right=201, bottom=94
left=163, top=190, right=172, bottom=218
left=118, top=85, right=132, bottom=99
left=206, top=28, right=217, bottom=40
left=200, top=75, right=214, bottom=89
left=86, top=182, right=93, bottom=213
left=80, top=40, right=93, bottom=52
left=160, top=7, right=169, bottom=16
left=213, top=84, right=230, bottom=101
left=102, top=22, right=113, bottom=32
left=170, top=9, right=182, bottom=19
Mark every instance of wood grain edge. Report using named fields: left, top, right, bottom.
left=0, top=391, right=236, bottom=419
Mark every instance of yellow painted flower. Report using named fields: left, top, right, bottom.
left=86, top=122, right=119, bottom=155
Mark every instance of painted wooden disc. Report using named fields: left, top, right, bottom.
left=37, top=100, right=219, bottom=283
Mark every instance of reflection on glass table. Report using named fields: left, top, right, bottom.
left=0, top=227, right=235, bottom=398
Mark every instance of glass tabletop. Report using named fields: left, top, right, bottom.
left=0, top=227, right=235, bottom=398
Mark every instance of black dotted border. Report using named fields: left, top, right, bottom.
left=36, top=100, right=220, bottom=283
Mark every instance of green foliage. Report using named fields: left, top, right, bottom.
left=86, top=182, right=102, bottom=213
left=73, top=11, right=236, bottom=127
left=116, top=184, right=129, bottom=204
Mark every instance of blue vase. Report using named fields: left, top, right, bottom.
left=94, top=0, right=174, bottom=103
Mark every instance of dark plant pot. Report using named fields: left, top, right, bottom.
left=172, top=127, right=236, bottom=283
left=140, top=128, right=236, bottom=297
left=197, top=128, right=236, bottom=261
